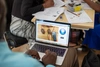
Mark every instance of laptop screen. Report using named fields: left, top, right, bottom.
left=35, top=19, right=71, bottom=47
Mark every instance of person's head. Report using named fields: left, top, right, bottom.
left=0, top=0, right=6, bottom=39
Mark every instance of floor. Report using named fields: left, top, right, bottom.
left=77, top=48, right=88, bottom=67
left=77, top=47, right=100, bottom=67
left=69, top=43, right=88, bottom=67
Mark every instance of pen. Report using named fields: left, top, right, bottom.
left=67, top=10, right=79, bottom=17
left=60, top=15, right=63, bottom=19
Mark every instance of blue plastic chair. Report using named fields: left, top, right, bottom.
left=94, top=12, right=100, bottom=26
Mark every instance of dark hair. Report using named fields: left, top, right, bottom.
left=0, top=0, right=6, bottom=39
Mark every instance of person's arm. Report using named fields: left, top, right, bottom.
left=42, top=0, right=54, bottom=8
left=25, top=50, right=56, bottom=67
left=21, top=0, right=44, bottom=17
left=84, top=0, right=100, bottom=12
left=21, top=0, right=54, bottom=17
left=42, top=50, right=57, bottom=67
left=25, top=49, right=40, bottom=60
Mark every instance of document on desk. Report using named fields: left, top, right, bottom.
left=54, top=0, right=65, bottom=7
left=81, top=3, right=92, bottom=9
left=32, top=7, right=64, bottom=21
left=80, top=0, right=92, bottom=9
left=64, top=10, right=92, bottom=23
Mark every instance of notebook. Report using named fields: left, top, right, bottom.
left=30, top=19, right=71, bottom=65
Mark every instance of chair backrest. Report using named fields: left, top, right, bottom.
left=5, top=0, right=14, bottom=30
left=4, top=0, right=28, bottom=49
left=94, top=12, right=100, bottom=26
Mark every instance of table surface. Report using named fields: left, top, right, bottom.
left=31, top=0, right=95, bottom=30
left=31, top=9, right=95, bottom=30
left=56, top=9, right=95, bottom=30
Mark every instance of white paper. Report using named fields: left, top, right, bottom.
left=54, top=0, right=65, bottom=7
left=32, top=7, right=65, bottom=21
left=64, top=10, right=92, bottom=23
left=81, top=3, right=92, bottom=9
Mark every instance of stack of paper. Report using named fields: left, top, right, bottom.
left=54, top=0, right=65, bottom=7
left=32, top=7, right=65, bottom=21
left=32, top=0, right=65, bottom=21
left=64, top=10, right=92, bottom=23
left=81, top=3, right=92, bottom=9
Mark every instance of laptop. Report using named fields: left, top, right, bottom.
left=30, top=19, right=71, bottom=65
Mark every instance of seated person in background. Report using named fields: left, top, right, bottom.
left=0, top=0, right=57, bottom=67
left=82, top=0, right=100, bottom=50
left=0, top=1, right=79, bottom=67
left=84, top=0, right=100, bottom=12
left=10, top=0, right=54, bottom=40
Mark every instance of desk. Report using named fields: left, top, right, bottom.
left=31, top=9, right=95, bottom=30
left=12, top=44, right=79, bottom=67
left=56, top=9, right=95, bottom=30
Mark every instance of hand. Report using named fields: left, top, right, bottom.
left=84, top=0, right=97, bottom=2
left=42, top=50, right=57, bottom=66
left=62, top=0, right=64, bottom=2
left=25, top=49, right=40, bottom=60
left=44, top=0, right=48, bottom=2
left=83, top=0, right=89, bottom=2
left=43, top=0, right=54, bottom=8
left=83, top=0, right=92, bottom=2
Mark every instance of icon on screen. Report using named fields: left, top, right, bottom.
left=60, top=28, right=66, bottom=35
left=60, top=37, right=64, bottom=39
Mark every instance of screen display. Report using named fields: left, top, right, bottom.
left=35, top=20, right=70, bottom=47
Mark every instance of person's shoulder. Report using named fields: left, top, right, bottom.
left=11, top=52, right=35, bottom=62
left=9, top=52, right=44, bottom=67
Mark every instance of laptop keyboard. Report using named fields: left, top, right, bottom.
left=32, top=44, right=66, bottom=57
